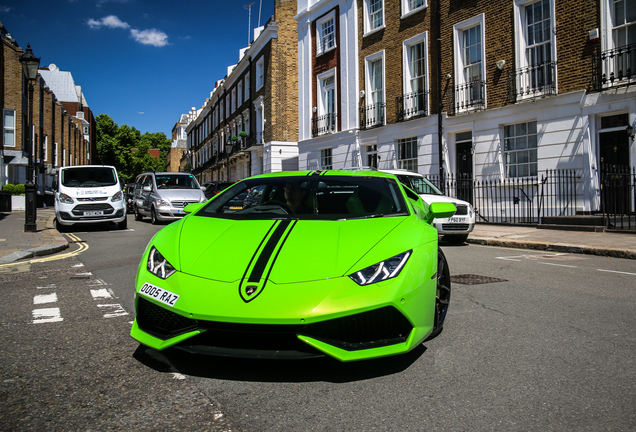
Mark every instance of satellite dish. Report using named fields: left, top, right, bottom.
left=49, top=63, right=58, bottom=71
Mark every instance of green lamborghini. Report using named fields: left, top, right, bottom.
left=131, top=170, right=455, bottom=362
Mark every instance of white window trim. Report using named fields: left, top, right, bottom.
left=54, top=142, right=58, bottom=166
left=402, top=32, right=430, bottom=118
left=3, top=109, right=16, bottom=148
left=513, top=0, right=557, bottom=71
left=453, top=14, right=487, bottom=111
left=365, top=51, right=386, bottom=126
left=316, top=10, right=337, bottom=56
left=244, top=72, right=251, bottom=101
left=44, top=135, right=48, bottom=162
left=242, top=108, right=250, bottom=135
left=320, top=147, right=333, bottom=170
left=401, top=0, right=427, bottom=19
left=231, top=88, right=237, bottom=113
left=316, top=68, right=338, bottom=135
left=363, top=0, right=386, bottom=37
left=256, top=57, right=265, bottom=90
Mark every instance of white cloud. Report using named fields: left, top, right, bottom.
left=130, top=28, right=169, bottom=47
left=0, top=6, right=13, bottom=13
left=87, top=15, right=130, bottom=30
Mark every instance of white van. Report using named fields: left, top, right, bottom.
left=53, top=165, right=127, bottom=232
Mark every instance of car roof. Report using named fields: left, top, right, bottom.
left=247, top=169, right=399, bottom=180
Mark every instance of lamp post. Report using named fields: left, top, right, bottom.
left=19, top=44, right=41, bottom=232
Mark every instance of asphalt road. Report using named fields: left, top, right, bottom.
left=1, top=216, right=635, bottom=431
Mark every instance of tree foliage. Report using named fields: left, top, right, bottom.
left=95, top=114, right=172, bottom=183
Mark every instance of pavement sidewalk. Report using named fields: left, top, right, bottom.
left=0, top=210, right=634, bottom=263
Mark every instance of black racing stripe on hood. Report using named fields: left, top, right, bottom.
left=248, top=220, right=292, bottom=283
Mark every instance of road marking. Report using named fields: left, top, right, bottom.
left=597, top=269, right=636, bottom=276
left=495, top=256, right=522, bottom=261
left=32, top=308, right=63, bottom=324
left=87, top=278, right=108, bottom=287
left=34, top=293, right=58, bottom=304
left=37, top=283, right=57, bottom=290
left=72, top=263, right=84, bottom=268
left=97, top=304, right=129, bottom=318
left=90, top=288, right=113, bottom=300
left=538, top=262, right=579, bottom=268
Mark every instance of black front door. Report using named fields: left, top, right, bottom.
left=456, top=141, right=473, bottom=203
left=600, top=131, right=631, bottom=214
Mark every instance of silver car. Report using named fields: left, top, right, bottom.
left=133, top=172, right=206, bottom=224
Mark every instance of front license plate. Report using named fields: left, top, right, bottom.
left=448, top=216, right=466, bottom=223
left=139, top=283, right=180, bottom=307
left=230, top=206, right=242, bottom=210
left=83, top=210, right=104, bottom=216
left=176, top=209, right=184, bottom=215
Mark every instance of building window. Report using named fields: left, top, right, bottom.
left=316, top=70, right=337, bottom=135
left=237, top=81, right=243, bottom=105
left=3, top=109, right=15, bottom=147
left=364, top=0, right=384, bottom=35
left=43, top=135, right=48, bottom=162
left=245, top=72, right=250, bottom=100
left=503, top=121, right=538, bottom=178
left=364, top=52, right=385, bottom=128
left=366, top=144, right=378, bottom=168
left=243, top=109, right=250, bottom=135
left=54, top=142, right=58, bottom=166
left=256, top=57, right=265, bottom=90
left=317, top=12, right=336, bottom=55
left=232, top=88, right=237, bottom=113
left=402, top=0, right=426, bottom=17
left=453, top=15, right=486, bottom=111
left=403, top=33, right=429, bottom=118
left=320, top=148, right=333, bottom=170
left=397, top=137, right=418, bottom=172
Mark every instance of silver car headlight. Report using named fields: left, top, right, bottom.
left=349, top=250, right=411, bottom=286
left=147, top=246, right=176, bottom=279
left=59, top=193, right=74, bottom=204
left=156, top=199, right=171, bottom=207
left=111, top=191, right=123, bottom=202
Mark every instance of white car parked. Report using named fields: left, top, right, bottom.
left=382, top=169, right=475, bottom=244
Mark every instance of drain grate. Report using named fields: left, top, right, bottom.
left=450, top=274, right=508, bottom=285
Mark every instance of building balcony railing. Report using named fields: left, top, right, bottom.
left=360, top=102, right=385, bottom=130
left=312, top=112, right=338, bottom=137
left=450, top=78, right=486, bottom=115
left=507, top=62, right=557, bottom=103
left=593, top=43, right=635, bottom=91
left=396, top=90, right=429, bottom=122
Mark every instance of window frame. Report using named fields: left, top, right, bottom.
left=256, top=57, right=265, bottom=90
left=316, top=11, right=337, bottom=56
left=244, top=72, right=251, bottom=101
left=317, top=69, right=338, bottom=135
left=401, top=0, right=427, bottom=19
left=320, top=147, right=333, bottom=170
left=402, top=32, right=430, bottom=119
left=3, top=109, right=16, bottom=148
left=396, top=137, right=418, bottom=172
left=453, top=14, right=487, bottom=111
left=364, top=51, right=386, bottom=127
left=363, top=0, right=385, bottom=36
left=502, top=120, right=539, bottom=179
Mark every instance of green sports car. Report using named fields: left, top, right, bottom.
left=131, top=170, right=455, bottom=362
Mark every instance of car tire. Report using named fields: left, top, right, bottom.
left=443, top=234, right=468, bottom=244
left=425, top=247, right=451, bottom=341
left=118, top=216, right=128, bottom=230
left=151, top=207, right=159, bottom=225
left=54, top=217, right=67, bottom=233
left=134, top=206, right=143, bottom=221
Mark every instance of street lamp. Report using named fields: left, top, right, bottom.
left=19, top=44, right=41, bottom=232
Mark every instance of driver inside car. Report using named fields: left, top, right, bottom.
left=284, top=181, right=312, bottom=213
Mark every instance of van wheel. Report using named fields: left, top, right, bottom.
left=118, top=217, right=128, bottom=230
left=151, top=208, right=159, bottom=225
left=134, top=207, right=143, bottom=221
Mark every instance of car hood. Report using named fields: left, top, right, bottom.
left=175, top=216, right=405, bottom=283
left=419, top=193, right=469, bottom=207
left=158, top=189, right=204, bottom=201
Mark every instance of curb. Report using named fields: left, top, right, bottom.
left=467, top=237, right=636, bottom=260
left=0, top=211, right=69, bottom=264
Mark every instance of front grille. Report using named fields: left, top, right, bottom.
left=455, top=204, right=468, bottom=215
left=137, top=297, right=412, bottom=353
left=442, top=223, right=470, bottom=231
left=77, top=197, right=108, bottom=202
left=72, top=203, right=114, bottom=216
left=172, top=200, right=198, bottom=208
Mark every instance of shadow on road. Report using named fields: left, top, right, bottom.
left=133, top=343, right=426, bottom=383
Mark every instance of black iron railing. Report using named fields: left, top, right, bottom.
left=508, top=62, right=557, bottom=103
left=396, top=90, right=429, bottom=122
left=593, top=43, right=636, bottom=91
left=450, top=79, right=485, bottom=115
left=360, top=102, right=385, bottom=129
left=601, top=164, right=636, bottom=231
left=312, top=113, right=338, bottom=137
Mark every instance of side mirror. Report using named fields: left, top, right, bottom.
left=429, top=202, right=457, bottom=220
left=143, top=185, right=151, bottom=192
left=201, top=186, right=206, bottom=191
left=183, top=203, right=204, bottom=214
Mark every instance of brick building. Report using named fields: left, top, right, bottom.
left=187, top=0, right=299, bottom=183
left=166, top=113, right=190, bottom=173
left=296, top=0, right=635, bottom=217
left=1, top=23, right=91, bottom=198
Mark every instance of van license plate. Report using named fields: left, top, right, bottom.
left=448, top=216, right=466, bottom=223
left=83, top=211, right=104, bottom=216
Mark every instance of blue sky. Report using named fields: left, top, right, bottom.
left=1, top=0, right=276, bottom=137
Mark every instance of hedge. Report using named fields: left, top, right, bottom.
left=2, top=184, right=26, bottom=195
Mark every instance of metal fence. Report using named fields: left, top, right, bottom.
left=425, top=169, right=580, bottom=225
left=601, top=165, right=636, bottom=231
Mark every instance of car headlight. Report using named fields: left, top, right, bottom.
left=111, top=191, right=123, bottom=202
left=156, top=199, right=171, bottom=207
left=59, top=193, right=74, bottom=204
left=349, top=250, right=411, bottom=286
left=147, top=246, right=176, bottom=279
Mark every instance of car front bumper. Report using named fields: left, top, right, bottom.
left=55, top=201, right=126, bottom=226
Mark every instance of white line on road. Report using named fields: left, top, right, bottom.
left=32, top=308, right=63, bottom=324
left=37, top=283, right=57, bottom=290
left=90, top=289, right=113, bottom=300
left=97, top=304, right=129, bottom=318
left=538, top=262, right=579, bottom=268
left=33, top=293, right=58, bottom=304
left=597, top=269, right=636, bottom=276
left=495, top=256, right=523, bottom=261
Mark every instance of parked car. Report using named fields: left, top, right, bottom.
left=53, top=165, right=127, bottom=232
left=132, top=172, right=206, bottom=224
left=201, top=181, right=234, bottom=200
left=382, top=169, right=475, bottom=244
left=130, top=170, right=456, bottom=362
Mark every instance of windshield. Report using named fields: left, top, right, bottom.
left=197, top=176, right=409, bottom=221
left=61, top=167, right=117, bottom=187
left=155, top=174, right=200, bottom=190
left=396, top=175, right=443, bottom=195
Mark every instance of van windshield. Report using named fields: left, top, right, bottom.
left=61, top=167, right=117, bottom=187
left=155, top=175, right=200, bottom=190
